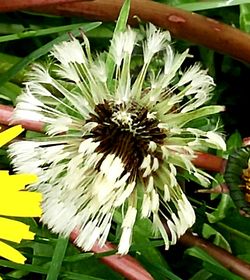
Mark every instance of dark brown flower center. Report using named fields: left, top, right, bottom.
left=87, top=100, right=166, bottom=181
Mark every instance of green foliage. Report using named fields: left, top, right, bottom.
left=158, top=0, right=250, bottom=12
left=240, top=4, right=250, bottom=32
left=185, top=247, right=242, bottom=280
left=0, top=22, right=101, bottom=86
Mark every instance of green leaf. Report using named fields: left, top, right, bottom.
left=207, top=194, right=234, bottom=223
left=133, top=220, right=169, bottom=268
left=202, top=223, right=232, bottom=252
left=237, top=254, right=250, bottom=263
left=164, top=105, right=225, bottom=127
left=46, top=237, right=69, bottom=280
left=175, top=0, right=250, bottom=11
left=0, top=22, right=101, bottom=86
left=215, top=216, right=250, bottom=256
left=226, top=131, right=242, bottom=152
left=0, top=23, right=102, bottom=43
left=62, top=272, right=105, bottom=280
left=0, top=260, right=48, bottom=274
left=63, top=253, right=94, bottom=262
left=185, top=247, right=242, bottom=280
left=189, top=269, right=212, bottom=280
left=135, top=254, right=182, bottom=280
left=0, top=81, right=21, bottom=103
left=106, top=0, right=131, bottom=86
left=240, top=4, right=250, bottom=32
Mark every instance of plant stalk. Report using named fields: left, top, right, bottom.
left=0, top=104, right=44, bottom=132
left=70, top=230, right=154, bottom=280
left=0, top=0, right=91, bottom=12
left=179, top=231, right=250, bottom=279
left=26, top=0, right=250, bottom=63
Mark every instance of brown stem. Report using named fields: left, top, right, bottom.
left=243, top=137, right=250, bottom=147
left=70, top=230, right=154, bottom=280
left=28, top=0, right=250, bottom=63
left=0, top=104, right=44, bottom=132
left=192, top=151, right=226, bottom=173
left=179, top=231, right=250, bottom=279
left=196, top=183, right=229, bottom=194
left=0, top=0, right=91, bottom=13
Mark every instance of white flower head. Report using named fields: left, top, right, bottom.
left=9, top=23, right=225, bottom=255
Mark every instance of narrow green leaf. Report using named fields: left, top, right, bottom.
left=189, top=269, right=212, bottom=280
left=176, top=0, right=250, bottom=11
left=136, top=255, right=182, bottom=280
left=0, top=260, right=48, bottom=274
left=0, top=22, right=101, bottom=86
left=217, top=222, right=250, bottom=242
left=46, top=237, right=69, bottom=280
left=202, top=223, right=232, bottom=252
left=207, top=194, right=234, bottom=223
left=0, top=81, right=21, bottom=103
left=164, top=105, right=225, bottom=127
left=63, top=253, right=94, bottom=262
left=0, top=23, right=101, bottom=43
left=185, top=247, right=242, bottom=280
left=226, top=131, right=243, bottom=152
left=240, top=4, right=250, bottom=32
left=62, top=272, right=105, bottom=280
left=106, top=0, right=131, bottom=86
left=112, top=0, right=130, bottom=33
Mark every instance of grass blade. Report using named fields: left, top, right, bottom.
left=0, top=22, right=102, bottom=43
left=176, top=0, right=250, bottom=11
left=0, top=22, right=101, bottom=86
left=0, top=260, right=48, bottom=274
left=46, top=237, right=69, bottom=280
left=106, top=0, right=130, bottom=86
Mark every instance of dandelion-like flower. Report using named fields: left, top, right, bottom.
left=0, top=125, right=42, bottom=264
left=9, top=24, right=226, bottom=254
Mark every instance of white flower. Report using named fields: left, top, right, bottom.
left=9, top=24, right=225, bottom=255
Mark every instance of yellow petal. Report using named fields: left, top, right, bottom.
left=0, top=171, right=38, bottom=192
left=0, top=240, right=26, bottom=264
left=0, top=191, right=42, bottom=217
left=0, top=125, right=24, bottom=147
left=0, top=217, right=35, bottom=243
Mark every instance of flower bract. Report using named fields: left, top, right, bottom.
left=9, top=24, right=225, bottom=254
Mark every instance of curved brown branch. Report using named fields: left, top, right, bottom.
left=179, top=231, right=250, bottom=279
left=27, top=0, right=250, bottom=63
left=0, top=104, right=44, bottom=132
left=243, top=137, right=250, bottom=147
left=70, top=230, right=154, bottom=280
left=0, top=0, right=90, bottom=13
left=192, top=151, right=226, bottom=173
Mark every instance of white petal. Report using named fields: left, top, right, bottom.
left=51, top=38, right=85, bottom=64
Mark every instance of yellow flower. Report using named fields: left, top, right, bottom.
left=0, top=125, right=42, bottom=264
